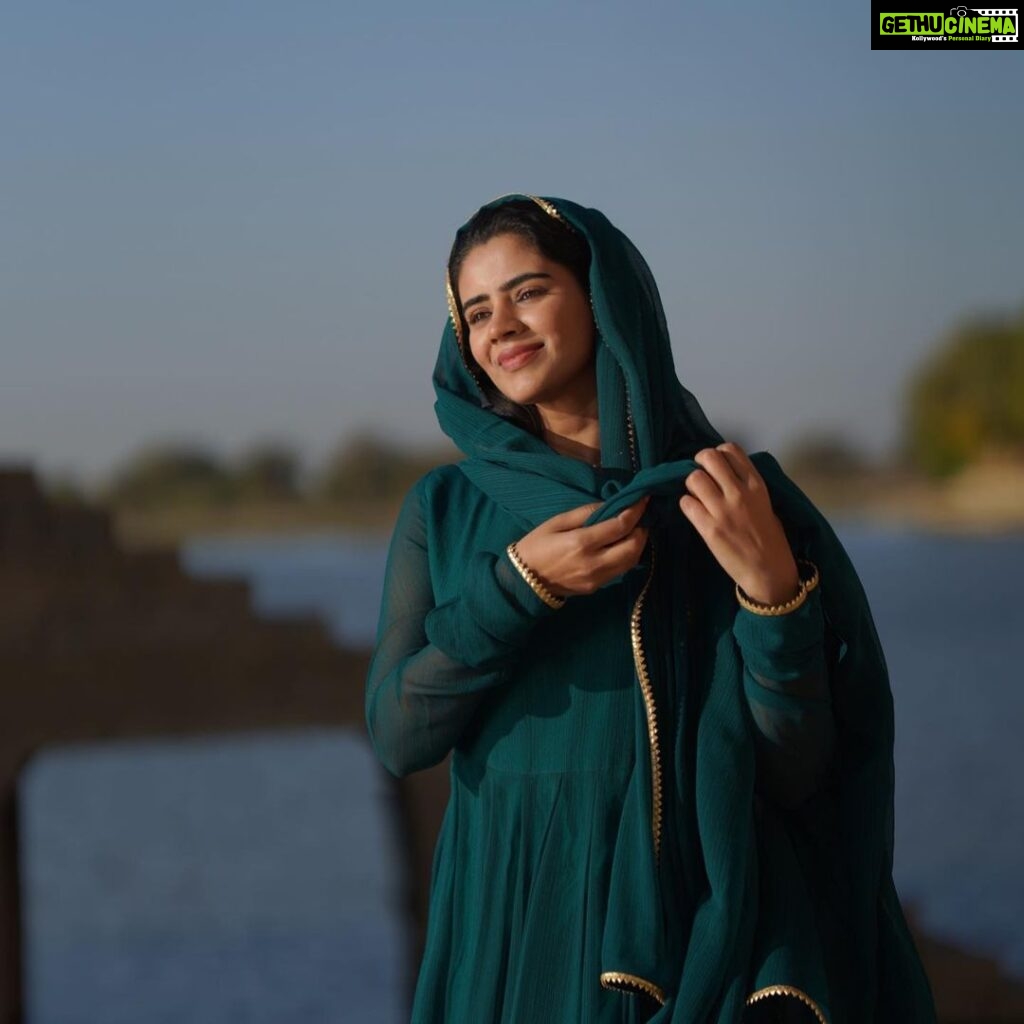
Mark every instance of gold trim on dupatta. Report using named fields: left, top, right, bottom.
left=445, top=267, right=488, bottom=395
left=745, top=984, right=829, bottom=1022
left=600, top=971, right=667, bottom=1006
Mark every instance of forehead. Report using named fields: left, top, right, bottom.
left=456, top=233, right=555, bottom=294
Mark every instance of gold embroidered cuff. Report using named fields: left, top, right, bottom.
left=506, top=542, right=567, bottom=609
left=735, top=558, right=819, bottom=617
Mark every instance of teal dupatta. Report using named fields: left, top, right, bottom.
left=431, top=194, right=936, bottom=1022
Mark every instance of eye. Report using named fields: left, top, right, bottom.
left=517, top=286, right=546, bottom=301
left=467, top=308, right=490, bottom=325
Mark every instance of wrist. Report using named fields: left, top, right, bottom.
left=506, top=542, right=566, bottom=609
left=736, top=559, right=819, bottom=617
left=739, top=564, right=801, bottom=607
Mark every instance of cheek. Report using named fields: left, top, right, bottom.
left=467, top=333, right=488, bottom=368
left=468, top=336, right=502, bottom=382
left=554, top=308, right=595, bottom=361
left=557, top=296, right=598, bottom=356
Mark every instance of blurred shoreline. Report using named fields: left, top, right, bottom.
left=109, top=453, right=1024, bottom=549
left=792, top=450, right=1024, bottom=537
left=6, top=461, right=1024, bottom=1019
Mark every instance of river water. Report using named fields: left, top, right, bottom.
left=18, top=520, right=1024, bottom=1021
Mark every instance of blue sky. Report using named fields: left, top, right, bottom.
left=2, top=0, right=1022, bottom=485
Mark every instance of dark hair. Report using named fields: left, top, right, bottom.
left=447, top=199, right=593, bottom=437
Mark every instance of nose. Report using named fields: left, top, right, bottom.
left=487, top=300, right=523, bottom=342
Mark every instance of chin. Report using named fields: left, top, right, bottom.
left=483, top=370, right=538, bottom=404
left=496, top=380, right=550, bottom=407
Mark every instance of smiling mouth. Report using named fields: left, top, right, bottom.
left=497, top=343, right=544, bottom=370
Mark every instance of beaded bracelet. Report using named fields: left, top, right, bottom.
left=506, top=542, right=567, bottom=609
left=735, top=558, right=820, bottom=617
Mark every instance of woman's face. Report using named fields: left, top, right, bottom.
left=456, top=232, right=596, bottom=413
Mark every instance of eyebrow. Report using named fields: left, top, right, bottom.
left=461, top=272, right=553, bottom=313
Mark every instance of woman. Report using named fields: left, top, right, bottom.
left=365, top=195, right=936, bottom=1023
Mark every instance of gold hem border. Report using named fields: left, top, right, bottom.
left=601, top=976, right=827, bottom=1019
left=599, top=971, right=666, bottom=1006
left=745, top=983, right=828, bottom=1023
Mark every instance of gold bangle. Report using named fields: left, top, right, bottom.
left=735, top=558, right=820, bottom=617
left=506, top=542, right=566, bottom=609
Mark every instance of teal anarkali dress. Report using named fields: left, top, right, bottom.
left=365, top=195, right=936, bottom=1022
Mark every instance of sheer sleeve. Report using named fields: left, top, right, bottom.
left=365, top=476, right=559, bottom=778
left=731, top=583, right=837, bottom=810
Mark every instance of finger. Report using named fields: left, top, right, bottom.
left=616, top=495, right=651, bottom=530
left=684, top=466, right=725, bottom=509
left=592, top=524, right=649, bottom=578
left=692, top=447, right=741, bottom=499
left=679, top=493, right=714, bottom=534
left=714, top=442, right=762, bottom=490
left=582, top=495, right=650, bottom=548
left=546, top=501, right=606, bottom=530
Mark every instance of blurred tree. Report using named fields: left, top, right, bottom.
left=234, top=442, right=302, bottom=502
left=43, top=473, right=89, bottom=505
left=313, top=431, right=455, bottom=502
left=903, top=307, right=1024, bottom=478
left=101, top=443, right=234, bottom=508
left=780, top=432, right=871, bottom=479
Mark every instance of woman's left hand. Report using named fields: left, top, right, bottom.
left=678, top=442, right=800, bottom=606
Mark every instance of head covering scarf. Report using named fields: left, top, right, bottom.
left=433, top=194, right=935, bottom=1022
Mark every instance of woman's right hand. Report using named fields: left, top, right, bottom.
left=512, top=495, right=651, bottom=599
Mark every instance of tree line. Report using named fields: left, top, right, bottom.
left=83, top=433, right=459, bottom=510
left=46, top=301, right=1024, bottom=508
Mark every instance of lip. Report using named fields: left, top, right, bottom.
left=497, top=342, right=544, bottom=370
